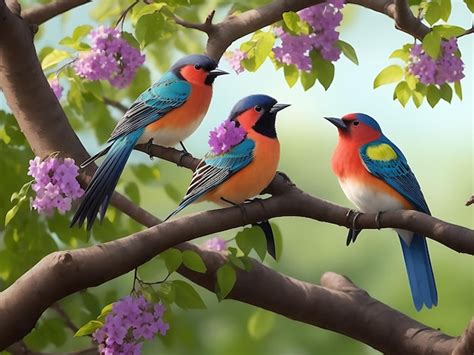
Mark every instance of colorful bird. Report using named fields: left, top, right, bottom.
left=166, top=95, right=290, bottom=258
left=326, top=113, right=437, bottom=311
left=71, top=54, right=228, bottom=229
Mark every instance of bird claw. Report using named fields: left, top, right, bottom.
left=345, top=209, right=362, bottom=245
left=179, top=141, right=188, bottom=153
left=220, top=197, right=249, bottom=225
left=375, top=211, right=382, bottom=229
left=145, top=139, right=154, bottom=160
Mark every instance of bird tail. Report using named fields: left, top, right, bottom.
left=399, top=234, right=438, bottom=311
left=80, top=144, right=112, bottom=169
left=71, top=130, right=142, bottom=230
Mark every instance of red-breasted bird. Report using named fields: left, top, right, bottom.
left=326, top=113, right=437, bottom=311
left=166, top=95, right=290, bottom=258
left=71, top=54, right=228, bottom=229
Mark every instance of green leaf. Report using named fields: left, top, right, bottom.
left=182, top=250, right=207, bottom=273
left=395, top=81, right=411, bottom=107
left=121, top=31, right=141, bottom=50
left=157, top=282, right=175, bottom=305
left=241, top=31, right=275, bottom=71
left=172, top=280, right=206, bottom=309
left=422, top=31, right=442, bottom=59
left=283, top=65, right=299, bottom=87
left=439, top=83, right=453, bottom=102
left=425, top=2, right=441, bottom=25
left=160, top=248, right=182, bottom=273
left=131, top=163, right=160, bottom=184
left=282, top=11, right=310, bottom=35
left=412, top=84, right=426, bottom=107
left=236, top=226, right=267, bottom=261
left=164, top=184, right=181, bottom=203
left=247, top=309, right=276, bottom=339
left=373, top=65, right=403, bottom=88
left=124, top=181, right=140, bottom=204
left=438, top=0, right=452, bottom=21
left=81, top=291, right=101, bottom=316
left=389, top=45, right=411, bottom=61
left=317, top=61, right=335, bottom=90
left=135, top=13, right=172, bottom=48
left=270, top=222, right=283, bottom=261
left=74, top=320, right=103, bottom=337
left=427, top=85, right=441, bottom=107
left=5, top=204, right=20, bottom=226
left=97, top=303, right=113, bottom=322
left=300, top=69, right=317, bottom=91
left=216, top=264, right=236, bottom=300
left=73, top=25, right=92, bottom=41
left=433, top=25, right=465, bottom=38
left=405, top=73, right=418, bottom=89
left=229, top=254, right=246, bottom=270
left=133, top=2, right=167, bottom=21
left=464, top=0, right=474, bottom=12
left=337, top=40, right=359, bottom=64
left=454, top=81, right=462, bottom=99
left=41, top=50, right=71, bottom=70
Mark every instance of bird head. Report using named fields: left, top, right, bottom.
left=325, top=113, right=383, bottom=144
left=228, top=95, right=290, bottom=138
left=171, top=54, right=228, bottom=86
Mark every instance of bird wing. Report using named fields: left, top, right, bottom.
left=359, top=137, right=430, bottom=214
left=108, top=72, right=191, bottom=142
left=169, top=138, right=256, bottom=217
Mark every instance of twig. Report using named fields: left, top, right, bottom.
left=21, top=0, right=91, bottom=25
left=103, top=97, right=128, bottom=113
left=51, top=303, right=78, bottom=333
left=174, top=10, right=216, bottom=34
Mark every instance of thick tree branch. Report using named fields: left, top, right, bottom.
left=21, top=0, right=91, bottom=26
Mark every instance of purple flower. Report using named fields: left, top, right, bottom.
left=73, top=26, right=145, bottom=88
left=273, top=0, right=345, bottom=70
left=408, top=38, right=464, bottom=85
left=49, top=78, right=63, bottom=99
left=93, top=296, right=169, bottom=355
left=224, top=49, right=247, bottom=74
left=204, top=237, right=227, bottom=252
left=28, top=156, right=84, bottom=216
left=208, top=119, right=246, bottom=155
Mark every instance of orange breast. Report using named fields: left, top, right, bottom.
left=146, top=83, right=212, bottom=133
left=205, top=133, right=280, bottom=205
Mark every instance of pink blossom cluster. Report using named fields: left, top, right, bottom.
left=73, top=26, right=145, bottom=88
left=28, top=157, right=84, bottom=215
left=205, top=237, right=227, bottom=251
left=93, top=296, right=169, bottom=355
left=49, top=78, right=63, bottom=99
left=408, top=38, right=464, bottom=85
left=273, top=0, right=345, bottom=70
left=208, top=119, right=246, bottom=155
left=224, top=49, right=247, bottom=74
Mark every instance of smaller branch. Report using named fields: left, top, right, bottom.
left=453, top=318, right=474, bottom=355
left=51, top=303, right=78, bottom=333
left=466, top=195, right=474, bottom=206
left=21, top=0, right=91, bottom=25
left=103, top=97, right=128, bottom=113
left=174, top=10, right=216, bottom=34
left=458, top=25, right=474, bottom=38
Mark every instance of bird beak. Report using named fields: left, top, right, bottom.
left=324, top=117, right=347, bottom=131
left=270, top=103, right=291, bottom=114
left=208, top=68, right=229, bottom=79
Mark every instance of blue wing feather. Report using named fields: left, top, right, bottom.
left=360, top=136, right=430, bottom=214
left=165, top=138, right=255, bottom=219
left=108, top=71, right=191, bottom=142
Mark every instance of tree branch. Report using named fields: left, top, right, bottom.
left=21, top=0, right=91, bottom=26
left=173, top=0, right=431, bottom=60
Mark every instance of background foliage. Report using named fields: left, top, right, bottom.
left=0, top=0, right=472, bottom=353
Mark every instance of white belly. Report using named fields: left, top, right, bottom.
left=136, top=112, right=205, bottom=147
left=339, top=178, right=413, bottom=244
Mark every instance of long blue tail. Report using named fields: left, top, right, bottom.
left=71, top=130, right=142, bottom=230
left=399, top=234, right=438, bottom=311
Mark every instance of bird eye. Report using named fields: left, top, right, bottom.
left=353, top=120, right=360, bottom=126
left=254, top=105, right=262, bottom=112
left=194, top=64, right=202, bottom=70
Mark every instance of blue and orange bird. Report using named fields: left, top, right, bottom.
left=71, top=54, right=228, bottom=230
left=166, top=95, right=290, bottom=257
left=326, top=113, right=437, bottom=311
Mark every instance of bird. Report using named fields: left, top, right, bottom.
left=71, top=54, right=228, bottom=230
left=166, top=94, right=290, bottom=258
left=326, top=113, right=437, bottom=311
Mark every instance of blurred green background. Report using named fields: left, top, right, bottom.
left=0, top=0, right=472, bottom=354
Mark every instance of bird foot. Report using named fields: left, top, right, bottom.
left=179, top=141, right=188, bottom=153
left=145, top=139, right=154, bottom=160
left=375, top=211, right=382, bottom=229
left=220, top=197, right=249, bottom=225
left=345, top=209, right=362, bottom=246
